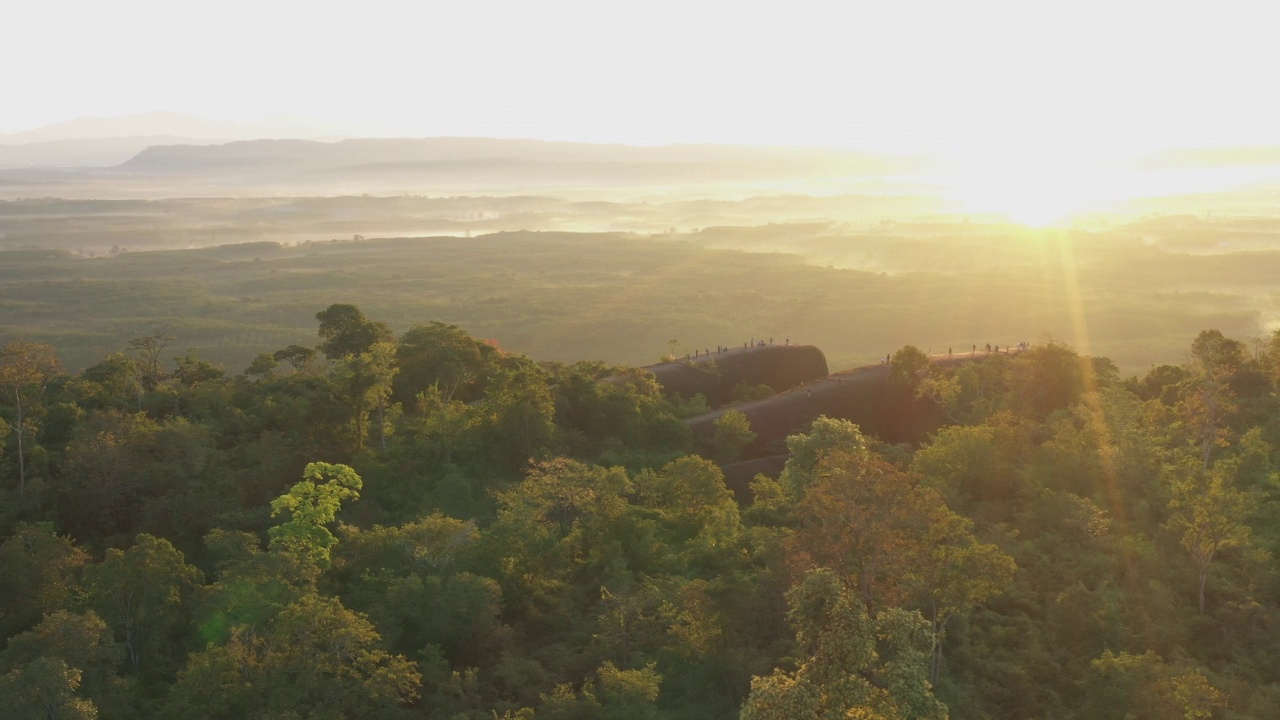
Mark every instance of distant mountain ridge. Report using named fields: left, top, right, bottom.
left=0, top=112, right=344, bottom=168
left=116, top=137, right=929, bottom=186
left=0, top=136, right=230, bottom=168
left=0, top=113, right=933, bottom=193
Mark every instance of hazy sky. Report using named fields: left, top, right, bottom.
left=4, top=0, right=1279, bottom=156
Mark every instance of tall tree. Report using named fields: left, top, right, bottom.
left=908, top=510, right=1015, bottom=685
left=0, top=340, right=61, bottom=497
left=1165, top=457, right=1254, bottom=615
left=779, top=415, right=870, bottom=502
left=1185, top=330, right=1246, bottom=469
left=1088, top=651, right=1226, bottom=720
left=271, top=344, right=319, bottom=373
left=740, top=568, right=946, bottom=720
left=330, top=341, right=398, bottom=451
left=82, top=534, right=202, bottom=675
left=790, top=446, right=935, bottom=610
left=708, top=409, right=756, bottom=465
left=889, top=345, right=931, bottom=389
left=268, top=462, right=363, bottom=568
left=0, top=610, right=127, bottom=716
left=128, top=332, right=171, bottom=394
left=168, top=594, right=420, bottom=719
left=483, top=361, right=558, bottom=468
left=634, top=455, right=740, bottom=553
left=0, top=523, right=90, bottom=640
left=315, top=303, right=393, bottom=360
left=0, top=657, right=100, bottom=720
left=394, top=321, right=492, bottom=405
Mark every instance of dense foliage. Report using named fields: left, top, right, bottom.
left=4, top=310, right=1280, bottom=719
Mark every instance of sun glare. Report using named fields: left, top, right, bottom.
left=932, top=140, right=1123, bottom=227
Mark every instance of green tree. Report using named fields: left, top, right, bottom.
left=790, top=446, right=935, bottom=610
left=59, top=413, right=223, bottom=545
left=1088, top=651, right=1226, bottom=720
left=483, top=360, right=558, bottom=468
left=487, top=458, right=631, bottom=625
left=0, top=657, right=99, bottom=720
left=912, top=423, right=1005, bottom=505
left=740, top=568, right=946, bottom=720
left=168, top=594, right=420, bottom=719
left=413, top=384, right=480, bottom=467
left=394, top=321, right=492, bottom=405
left=170, top=350, right=225, bottom=416
left=330, top=341, right=398, bottom=451
left=271, top=344, right=319, bottom=373
left=908, top=511, right=1015, bottom=684
left=708, top=409, right=757, bottom=465
left=634, top=455, right=740, bottom=553
left=535, top=661, right=663, bottom=720
left=315, top=303, right=393, bottom=360
left=69, top=352, right=139, bottom=412
left=1184, top=330, right=1246, bottom=469
left=0, top=522, right=91, bottom=643
left=889, top=345, right=931, bottom=389
left=82, top=534, right=202, bottom=675
left=779, top=415, right=870, bottom=502
left=1165, top=457, right=1254, bottom=615
left=0, top=340, right=61, bottom=497
left=243, top=352, right=279, bottom=379
left=0, top=610, right=127, bottom=716
left=268, top=462, right=363, bottom=568
left=128, top=332, right=171, bottom=393
left=172, top=350, right=224, bottom=389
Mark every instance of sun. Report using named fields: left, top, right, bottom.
left=950, top=176, right=1108, bottom=227
left=930, top=137, right=1127, bottom=227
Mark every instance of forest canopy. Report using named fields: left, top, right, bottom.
left=4, top=309, right=1280, bottom=719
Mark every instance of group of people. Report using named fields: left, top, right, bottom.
left=874, top=342, right=1033, bottom=365
left=685, top=336, right=791, bottom=361
left=972, top=341, right=1031, bottom=355
left=686, top=337, right=1030, bottom=365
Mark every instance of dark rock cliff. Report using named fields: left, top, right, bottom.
left=644, top=344, right=829, bottom=407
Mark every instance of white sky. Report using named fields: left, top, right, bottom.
left=4, top=0, right=1280, bottom=156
